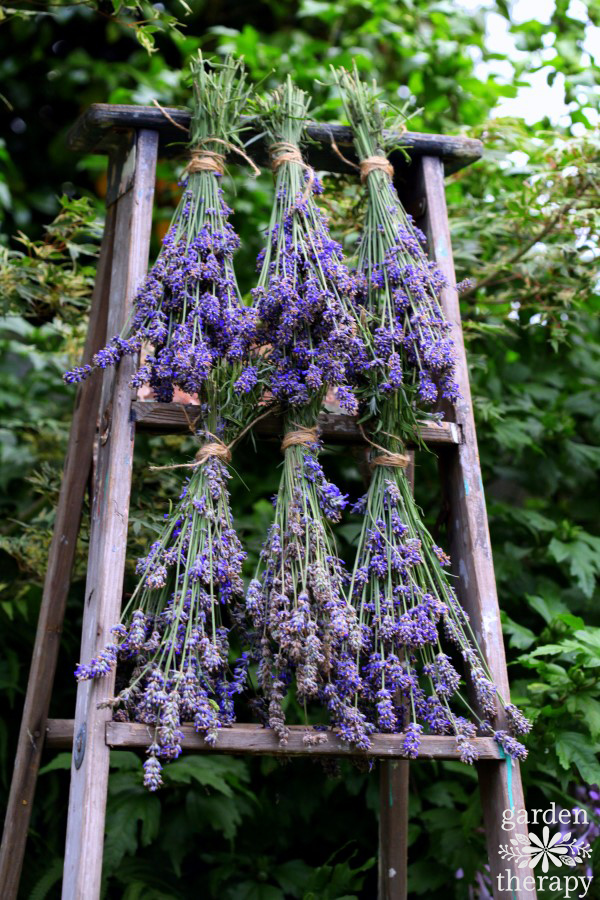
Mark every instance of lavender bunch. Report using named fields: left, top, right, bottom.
left=333, top=64, right=465, bottom=433
left=74, top=364, right=268, bottom=789
left=347, top=406, right=530, bottom=762
left=246, top=400, right=372, bottom=749
left=65, top=55, right=258, bottom=401
left=251, top=76, right=367, bottom=413
left=245, top=80, right=372, bottom=748
left=333, top=68, right=530, bottom=760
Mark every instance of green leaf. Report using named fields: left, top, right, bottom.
left=555, top=732, right=600, bottom=784
left=38, top=752, right=72, bottom=775
left=162, top=755, right=250, bottom=796
left=548, top=532, right=600, bottom=598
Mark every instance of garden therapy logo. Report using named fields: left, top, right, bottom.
left=498, top=805, right=593, bottom=898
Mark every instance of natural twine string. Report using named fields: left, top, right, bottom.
left=281, top=425, right=319, bottom=453
left=151, top=101, right=261, bottom=177
left=269, top=141, right=315, bottom=200
left=358, top=424, right=410, bottom=469
left=185, top=148, right=226, bottom=176
left=149, top=406, right=277, bottom=472
left=359, top=156, right=395, bottom=183
left=328, top=134, right=395, bottom=183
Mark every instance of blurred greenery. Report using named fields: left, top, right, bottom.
left=1, top=1, right=599, bottom=897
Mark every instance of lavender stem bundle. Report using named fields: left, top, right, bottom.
left=334, top=66, right=530, bottom=760
left=246, top=79, right=373, bottom=747
left=65, top=55, right=258, bottom=401
left=75, top=364, right=271, bottom=789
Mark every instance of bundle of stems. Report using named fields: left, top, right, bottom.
left=246, top=79, right=373, bottom=748
left=65, top=54, right=258, bottom=401
left=333, top=65, right=530, bottom=760
left=75, top=363, right=272, bottom=789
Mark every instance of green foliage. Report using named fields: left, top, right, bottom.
left=0, top=194, right=102, bottom=322
left=1, top=1, right=599, bottom=897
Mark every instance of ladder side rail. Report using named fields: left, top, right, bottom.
left=378, top=454, right=414, bottom=900
left=0, top=200, right=118, bottom=899
left=419, top=155, right=536, bottom=900
left=61, top=128, right=158, bottom=900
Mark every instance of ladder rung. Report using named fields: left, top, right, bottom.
left=131, top=402, right=462, bottom=446
left=67, top=105, right=484, bottom=176
left=46, top=719, right=500, bottom=760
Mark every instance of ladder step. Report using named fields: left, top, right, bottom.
left=46, top=719, right=500, bottom=759
left=131, top=402, right=462, bottom=445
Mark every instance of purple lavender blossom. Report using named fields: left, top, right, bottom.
left=64, top=56, right=257, bottom=400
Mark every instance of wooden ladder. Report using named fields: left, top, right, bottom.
left=0, top=105, right=536, bottom=900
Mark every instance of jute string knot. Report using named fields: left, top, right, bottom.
left=148, top=405, right=279, bottom=474
left=359, top=155, right=394, bottom=183
left=358, top=424, right=409, bottom=469
left=281, top=425, right=319, bottom=453
left=194, top=441, right=232, bottom=465
left=185, top=138, right=261, bottom=178
left=371, top=451, right=410, bottom=469
left=328, top=134, right=395, bottom=183
left=269, top=141, right=315, bottom=200
left=149, top=436, right=232, bottom=471
left=185, top=148, right=226, bottom=176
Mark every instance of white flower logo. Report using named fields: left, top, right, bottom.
left=498, top=827, right=591, bottom=870
left=527, top=827, right=570, bottom=871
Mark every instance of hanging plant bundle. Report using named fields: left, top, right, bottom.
left=245, top=79, right=373, bottom=749
left=333, top=67, right=530, bottom=761
left=64, top=55, right=259, bottom=401
left=333, top=64, right=463, bottom=433
left=75, top=363, right=272, bottom=790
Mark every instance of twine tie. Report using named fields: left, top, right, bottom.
left=269, top=141, right=315, bottom=200
left=359, top=156, right=394, bottom=183
left=281, top=425, right=319, bottom=453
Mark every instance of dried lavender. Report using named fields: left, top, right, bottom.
left=346, top=412, right=529, bottom=761
left=333, top=67, right=530, bottom=760
left=75, top=364, right=268, bottom=789
left=246, top=80, right=372, bottom=748
left=246, top=402, right=373, bottom=749
left=333, top=64, right=464, bottom=432
left=251, top=76, right=367, bottom=413
left=64, top=55, right=258, bottom=400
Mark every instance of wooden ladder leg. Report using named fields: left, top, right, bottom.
left=61, top=128, right=158, bottom=900
left=378, top=453, right=414, bottom=900
left=0, top=190, right=119, bottom=898
left=419, top=155, right=536, bottom=900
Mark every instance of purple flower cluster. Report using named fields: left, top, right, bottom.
left=245, top=412, right=373, bottom=750
left=333, top=66, right=464, bottom=426
left=342, top=457, right=530, bottom=761
left=65, top=54, right=258, bottom=401
left=252, top=81, right=367, bottom=413
left=65, top=184, right=257, bottom=401
left=351, top=186, right=463, bottom=414
left=74, top=433, right=249, bottom=788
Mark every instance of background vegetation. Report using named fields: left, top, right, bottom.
left=1, top=1, right=599, bottom=897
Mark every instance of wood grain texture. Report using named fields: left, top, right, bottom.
left=67, top=104, right=483, bottom=175
left=45, top=720, right=502, bottom=760
left=379, top=762, right=409, bottom=899
left=420, top=155, right=536, bottom=900
left=0, top=202, right=117, bottom=900
left=378, top=448, right=414, bottom=900
left=131, top=401, right=462, bottom=445
left=61, top=130, right=158, bottom=900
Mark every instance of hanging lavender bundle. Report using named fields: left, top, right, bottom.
left=333, top=66, right=530, bottom=761
left=245, top=79, right=373, bottom=749
left=64, top=54, right=259, bottom=401
left=75, top=364, right=270, bottom=789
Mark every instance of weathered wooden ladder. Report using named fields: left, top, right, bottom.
left=0, top=105, right=536, bottom=900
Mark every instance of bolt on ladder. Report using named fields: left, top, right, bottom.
left=0, top=104, right=536, bottom=900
